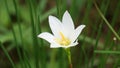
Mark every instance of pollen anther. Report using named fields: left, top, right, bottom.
left=55, top=32, right=71, bottom=46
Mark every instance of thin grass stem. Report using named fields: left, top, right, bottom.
left=0, top=42, right=15, bottom=68
left=25, top=0, right=39, bottom=67
left=94, top=50, right=120, bottom=54
left=94, top=1, right=120, bottom=41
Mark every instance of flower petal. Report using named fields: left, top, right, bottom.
left=50, top=43, right=61, bottom=48
left=70, top=25, right=85, bottom=43
left=62, top=11, right=74, bottom=30
left=49, top=16, right=62, bottom=38
left=38, top=32, right=55, bottom=43
left=50, top=41, right=78, bottom=48
left=62, top=11, right=74, bottom=36
left=69, top=40, right=78, bottom=47
left=62, top=41, right=78, bottom=48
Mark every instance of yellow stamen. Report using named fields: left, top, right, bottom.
left=59, top=32, right=66, bottom=41
left=55, top=32, right=71, bottom=46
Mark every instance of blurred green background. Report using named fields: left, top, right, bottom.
left=0, top=0, right=120, bottom=68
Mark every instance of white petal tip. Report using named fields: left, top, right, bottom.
left=81, top=25, right=86, bottom=28
left=37, top=34, right=41, bottom=38
left=49, top=15, right=53, bottom=19
left=64, top=10, right=70, bottom=15
left=65, top=10, right=69, bottom=13
left=80, top=25, right=86, bottom=29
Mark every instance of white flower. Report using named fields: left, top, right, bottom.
left=38, top=11, right=85, bottom=48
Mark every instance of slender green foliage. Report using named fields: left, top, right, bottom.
left=12, top=0, right=26, bottom=67
left=94, top=1, right=120, bottom=41
left=0, top=42, right=15, bottom=68
left=0, top=0, right=120, bottom=68
left=26, top=0, right=39, bottom=67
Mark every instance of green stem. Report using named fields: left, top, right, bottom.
left=94, top=1, right=120, bottom=41
left=94, top=50, right=120, bottom=54
left=65, top=48, right=73, bottom=68
left=26, top=0, right=39, bottom=67
left=0, top=42, right=15, bottom=68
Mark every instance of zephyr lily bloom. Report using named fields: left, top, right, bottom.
left=38, top=11, right=85, bottom=48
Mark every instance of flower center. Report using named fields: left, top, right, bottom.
left=55, top=32, right=71, bottom=46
